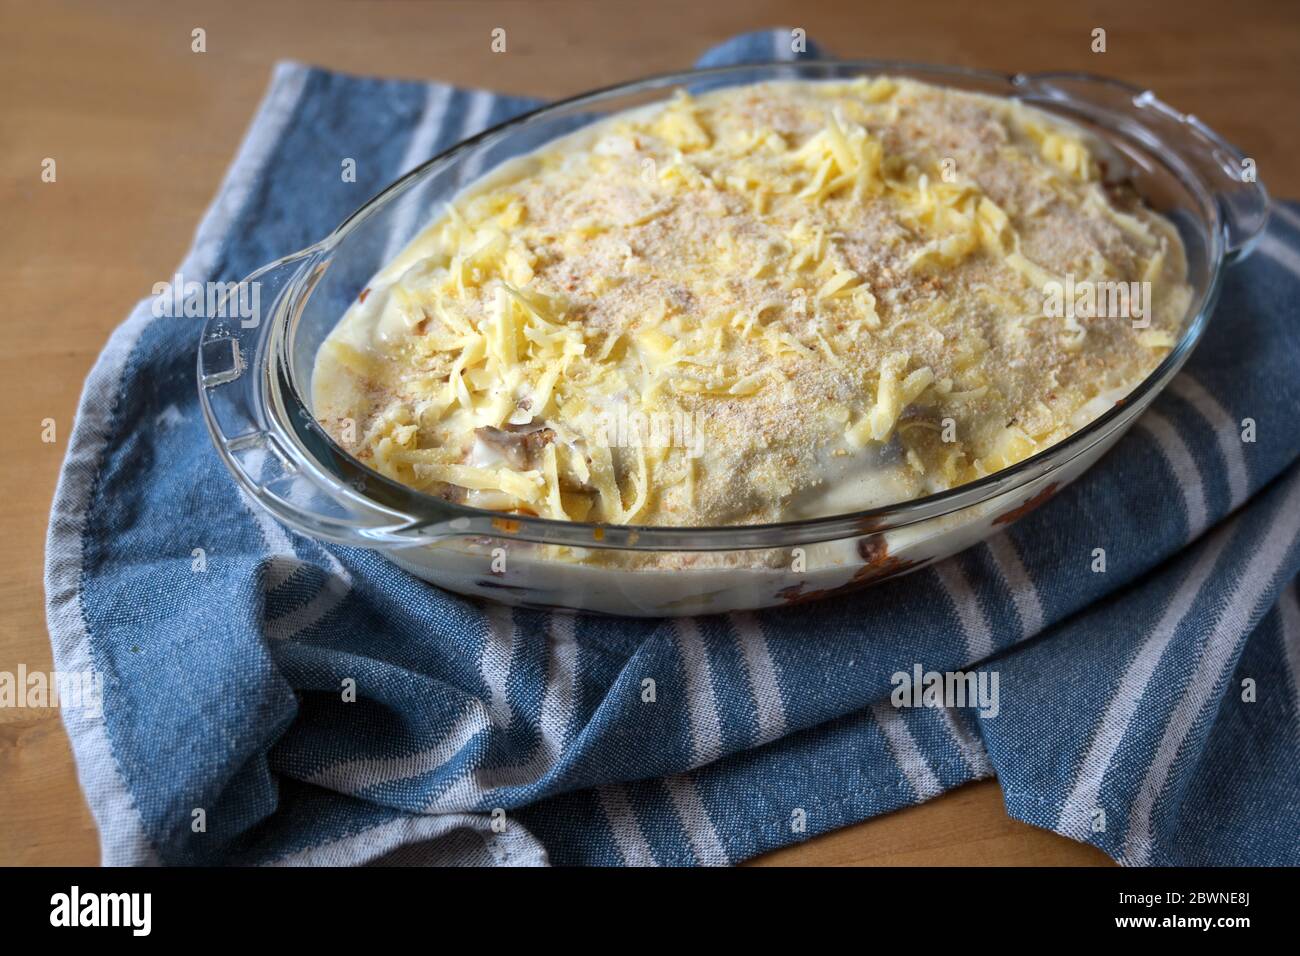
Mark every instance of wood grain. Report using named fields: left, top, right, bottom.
left=2, top=0, right=1295, bottom=867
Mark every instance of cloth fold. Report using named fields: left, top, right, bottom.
left=47, top=29, right=1300, bottom=866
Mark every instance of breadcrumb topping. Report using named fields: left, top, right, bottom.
left=313, top=77, right=1191, bottom=530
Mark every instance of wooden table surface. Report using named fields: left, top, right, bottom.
left=2, top=0, right=1296, bottom=867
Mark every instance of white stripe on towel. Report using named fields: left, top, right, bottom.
left=664, top=773, right=730, bottom=866
left=460, top=611, right=579, bottom=795
left=538, top=612, right=579, bottom=757
left=400, top=85, right=456, bottom=176
left=263, top=555, right=302, bottom=592
left=379, top=83, right=457, bottom=261
left=1056, top=525, right=1232, bottom=837
left=239, top=473, right=353, bottom=642
left=1258, top=227, right=1300, bottom=275
left=673, top=617, right=725, bottom=766
left=1169, top=375, right=1249, bottom=509
left=939, top=707, right=993, bottom=776
left=1124, top=475, right=1300, bottom=863
left=270, top=811, right=546, bottom=867
left=1281, top=583, right=1300, bottom=725
left=482, top=603, right=516, bottom=729
left=1268, top=202, right=1299, bottom=231
left=264, top=574, right=352, bottom=642
left=984, top=533, right=1044, bottom=637
left=455, top=88, right=500, bottom=182
left=597, top=784, right=657, bottom=866
left=871, top=702, right=942, bottom=801
left=308, top=700, right=490, bottom=795
left=729, top=612, right=788, bottom=743
left=772, top=28, right=792, bottom=61
left=241, top=473, right=296, bottom=556
left=1135, top=409, right=1209, bottom=535
left=933, top=561, right=995, bottom=660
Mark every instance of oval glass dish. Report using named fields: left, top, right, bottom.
left=198, top=60, right=1268, bottom=617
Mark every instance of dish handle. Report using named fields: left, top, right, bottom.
left=1014, top=72, right=1270, bottom=263
left=196, top=248, right=451, bottom=547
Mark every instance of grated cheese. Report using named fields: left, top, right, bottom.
left=313, top=76, right=1192, bottom=532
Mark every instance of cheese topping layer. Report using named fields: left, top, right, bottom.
left=313, top=78, right=1191, bottom=527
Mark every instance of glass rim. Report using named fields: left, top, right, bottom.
left=263, top=59, right=1238, bottom=550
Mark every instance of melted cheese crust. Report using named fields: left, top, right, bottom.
left=313, top=77, right=1191, bottom=527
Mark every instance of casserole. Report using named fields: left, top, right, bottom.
left=198, top=61, right=1269, bottom=616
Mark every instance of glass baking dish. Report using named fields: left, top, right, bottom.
left=198, top=60, right=1268, bottom=616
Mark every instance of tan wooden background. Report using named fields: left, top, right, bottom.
left=2, top=0, right=1296, bottom=866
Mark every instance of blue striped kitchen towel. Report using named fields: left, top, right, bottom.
left=46, top=29, right=1300, bottom=866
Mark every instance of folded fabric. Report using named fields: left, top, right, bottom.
left=47, top=29, right=1300, bottom=866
